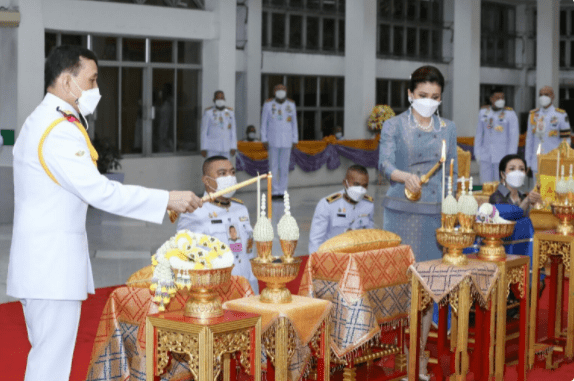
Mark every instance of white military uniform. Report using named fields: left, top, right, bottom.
left=525, top=105, right=571, bottom=173
left=7, top=93, right=169, bottom=381
left=474, top=105, right=519, bottom=183
left=201, top=106, right=237, bottom=159
left=308, top=190, right=374, bottom=253
left=261, top=98, right=298, bottom=196
left=177, top=197, right=258, bottom=293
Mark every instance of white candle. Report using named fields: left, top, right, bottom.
left=557, top=151, right=560, bottom=180
left=570, top=164, right=573, bottom=179
left=562, top=165, right=565, bottom=179
left=257, top=172, right=261, bottom=220
left=441, top=140, right=446, bottom=203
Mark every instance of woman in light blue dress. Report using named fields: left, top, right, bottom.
left=379, top=66, right=458, bottom=380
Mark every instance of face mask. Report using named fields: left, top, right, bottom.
left=345, top=180, right=367, bottom=202
left=247, top=132, right=256, bottom=139
left=505, top=170, right=525, bottom=189
left=209, top=175, right=238, bottom=198
left=539, top=95, right=552, bottom=108
left=215, top=99, right=226, bottom=108
left=335, top=132, right=343, bottom=138
left=70, top=78, right=101, bottom=116
left=494, top=99, right=505, bottom=109
left=275, top=90, right=286, bottom=100
left=410, top=97, right=441, bottom=118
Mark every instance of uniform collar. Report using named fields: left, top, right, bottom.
left=44, top=92, right=80, bottom=119
left=341, top=189, right=359, bottom=205
left=540, top=104, right=554, bottom=114
left=203, top=191, right=231, bottom=209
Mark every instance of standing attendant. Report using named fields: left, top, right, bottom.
left=525, top=86, right=571, bottom=175
left=201, top=90, right=237, bottom=159
left=379, top=65, right=458, bottom=380
left=474, top=87, right=519, bottom=183
left=7, top=45, right=203, bottom=381
left=261, top=84, right=298, bottom=199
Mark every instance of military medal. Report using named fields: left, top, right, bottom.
left=277, top=109, right=282, bottom=121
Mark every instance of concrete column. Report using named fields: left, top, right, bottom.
left=245, top=0, right=262, bottom=132
left=202, top=0, right=237, bottom=110
left=344, top=0, right=376, bottom=140
left=536, top=0, right=559, bottom=100
left=452, top=0, right=481, bottom=137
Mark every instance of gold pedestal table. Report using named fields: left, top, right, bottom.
left=529, top=230, right=574, bottom=367
left=408, top=259, right=500, bottom=381
left=145, top=310, right=261, bottom=381
left=223, top=295, right=332, bottom=381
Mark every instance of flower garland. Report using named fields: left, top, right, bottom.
left=150, top=229, right=234, bottom=311
left=367, top=104, right=396, bottom=132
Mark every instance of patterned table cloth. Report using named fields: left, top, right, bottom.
left=223, top=295, right=332, bottom=381
left=298, top=246, right=415, bottom=358
left=86, top=276, right=254, bottom=381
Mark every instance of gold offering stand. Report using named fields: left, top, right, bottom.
left=179, top=266, right=233, bottom=320
left=437, top=213, right=475, bottom=266
left=474, top=222, right=516, bottom=262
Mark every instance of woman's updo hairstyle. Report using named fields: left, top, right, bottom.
left=409, top=65, right=445, bottom=93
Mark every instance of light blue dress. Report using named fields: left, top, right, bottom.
left=379, top=110, right=458, bottom=262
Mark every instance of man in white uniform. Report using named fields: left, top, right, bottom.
left=200, top=90, right=237, bottom=159
left=525, top=86, right=572, bottom=175
left=177, top=156, right=258, bottom=292
left=308, top=165, right=374, bottom=253
left=261, top=84, right=298, bottom=199
left=6, top=45, right=203, bottom=381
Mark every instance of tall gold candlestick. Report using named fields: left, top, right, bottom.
left=267, top=172, right=272, bottom=220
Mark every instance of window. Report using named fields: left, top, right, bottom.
left=376, top=0, right=444, bottom=61
left=45, top=32, right=202, bottom=156
left=558, top=8, right=574, bottom=68
left=480, top=2, right=516, bottom=67
left=262, top=0, right=345, bottom=54
left=91, top=0, right=203, bottom=9
left=376, top=79, right=410, bottom=115
left=261, top=74, right=344, bottom=140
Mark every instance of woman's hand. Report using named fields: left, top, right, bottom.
left=404, top=173, right=422, bottom=194
left=527, top=189, right=542, bottom=205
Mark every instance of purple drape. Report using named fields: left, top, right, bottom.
left=235, top=145, right=380, bottom=176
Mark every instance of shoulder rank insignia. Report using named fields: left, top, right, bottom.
left=556, top=108, right=566, bottom=114
left=287, top=98, right=294, bottom=103
left=363, top=194, right=374, bottom=202
left=480, top=105, right=490, bottom=110
left=530, top=108, right=539, bottom=114
left=265, top=98, right=274, bottom=103
left=227, top=106, right=233, bottom=111
left=57, top=107, right=80, bottom=124
left=326, top=192, right=343, bottom=204
left=205, top=106, right=213, bottom=112
left=231, top=197, right=244, bottom=204
left=504, top=106, right=514, bottom=111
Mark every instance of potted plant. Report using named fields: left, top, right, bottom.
left=92, top=135, right=124, bottom=183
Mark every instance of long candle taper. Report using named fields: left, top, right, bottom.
left=257, top=172, right=261, bottom=220
left=450, top=158, right=454, bottom=179
left=441, top=140, right=446, bottom=202
left=557, top=150, right=560, bottom=180
left=267, top=172, right=272, bottom=220
left=562, top=165, right=565, bottom=178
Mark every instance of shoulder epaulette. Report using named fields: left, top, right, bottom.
left=265, top=98, right=273, bottom=103
left=227, top=106, right=233, bottom=111
left=504, top=106, right=514, bottom=111
left=205, top=106, right=213, bottom=111
left=326, top=192, right=342, bottom=204
left=287, top=98, right=294, bottom=103
left=530, top=108, right=539, bottom=114
left=363, top=194, right=374, bottom=202
left=231, top=197, right=243, bottom=204
left=480, top=105, right=490, bottom=109
left=556, top=108, right=566, bottom=113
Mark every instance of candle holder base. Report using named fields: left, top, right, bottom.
left=473, top=222, right=516, bottom=262
left=251, top=258, right=301, bottom=304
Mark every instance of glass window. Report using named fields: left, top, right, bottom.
left=97, top=67, right=120, bottom=152
left=336, top=77, right=344, bottom=107
left=271, top=13, right=286, bottom=48
left=323, top=0, right=337, bottom=13
left=93, top=36, right=118, bottom=61
left=302, top=111, right=316, bottom=140
left=406, top=27, right=416, bottom=56
left=390, top=80, right=403, bottom=107
left=321, top=111, right=335, bottom=137
left=262, top=11, right=269, bottom=47
left=419, top=29, right=429, bottom=58
left=431, top=29, right=441, bottom=60
left=120, top=68, right=142, bottom=154
left=287, top=76, right=301, bottom=104
left=177, top=41, right=201, bottom=64
left=45, top=32, right=57, bottom=58
left=151, top=40, right=173, bottom=63
left=289, top=15, right=303, bottom=49
left=176, top=70, right=200, bottom=152
left=307, top=0, right=320, bottom=11
left=379, top=24, right=391, bottom=54
left=570, top=10, right=574, bottom=36
left=338, top=19, right=345, bottom=52
left=61, top=33, right=84, bottom=47
left=376, top=79, right=389, bottom=105
left=320, top=77, right=335, bottom=107
left=393, top=26, right=404, bottom=55
left=123, top=38, right=146, bottom=62
left=152, top=69, right=175, bottom=153
left=393, top=0, right=403, bottom=19
left=306, top=17, right=320, bottom=50
left=323, top=18, right=336, bottom=51
left=304, top=76, right=317, bottom=107
left=481, top=2, right=517, bottom=67
left=377, top=78, right=409, bottom=114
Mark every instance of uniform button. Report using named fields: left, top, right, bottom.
left=432, top=190, right=436, bottom=194
left=418, top=133, right=421, bottom=138
left=434, top=134, right=437, bottom=138
left=419, top=153, right=422, bottom=157
left=435, top=153, right=439, bottom=158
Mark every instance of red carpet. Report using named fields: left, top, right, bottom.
left=1, top=271, right=573, bottom=380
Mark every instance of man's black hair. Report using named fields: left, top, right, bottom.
left=213, top=90, right=224, bottom=99
left=490, top=86, right=505, bottom=97
left=347, top=164, right=368, bottom=177
left=44, top=45, right=99, bottom=93
left=202, top=155, right=229, bottom=175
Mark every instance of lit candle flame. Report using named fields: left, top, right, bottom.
left=536, top=144, right=541, bottom=156
left=441, top=140, right=446, bottom=162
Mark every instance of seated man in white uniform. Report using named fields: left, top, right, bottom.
left=308, top=165, right=375, bottom=253
left=177, top=156, right=258, bottom=292
left=7, top=45, right=202, bottom=381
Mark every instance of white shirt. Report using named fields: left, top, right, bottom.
left=200, top=106, right=237, bottom=152
left=260, top=99, right=298, bottom=148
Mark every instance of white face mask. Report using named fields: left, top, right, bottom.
left=505, top=170, right=525, bottom=189
left=539, top=95, right=552, bottom=108
left=494, top=99, right=506, bottom=109
left=410, top=97, right=441, bottom=118
left=247, top=132, right=256, bottom=139
left=215, top=99, right=226, bottom=108
left=275, top=90, right=286, bottom=100
left=70, top=78, right=101, bottom=116
left=209, top=175, right=238, bottom=198
left=345, top=180, right=367, bottom=202
left=335, top=132, right=343, bottom=138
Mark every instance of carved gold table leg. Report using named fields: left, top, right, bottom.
left=275, top=317, right=288, bottom=381
left=529, top=235, right=541, bottom=369
left=408, top=275, right=421, bottom=381
left=455, top=281, right=470, bottom=381
left=556, top=263, right=564, bottom=338
left=567, top=242, right=574, bottom=359
left=489, top=284, right=497, bottom=379
left=495, top=261, right=508, bottom=381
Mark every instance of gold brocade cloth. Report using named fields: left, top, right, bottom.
left=408, top=259, right=500, bottom=307
left=223, top=295, right=332, bottom=381
left=298, top=246, right=415, bottom=358
left=86, top=276, right=254, bottom=381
